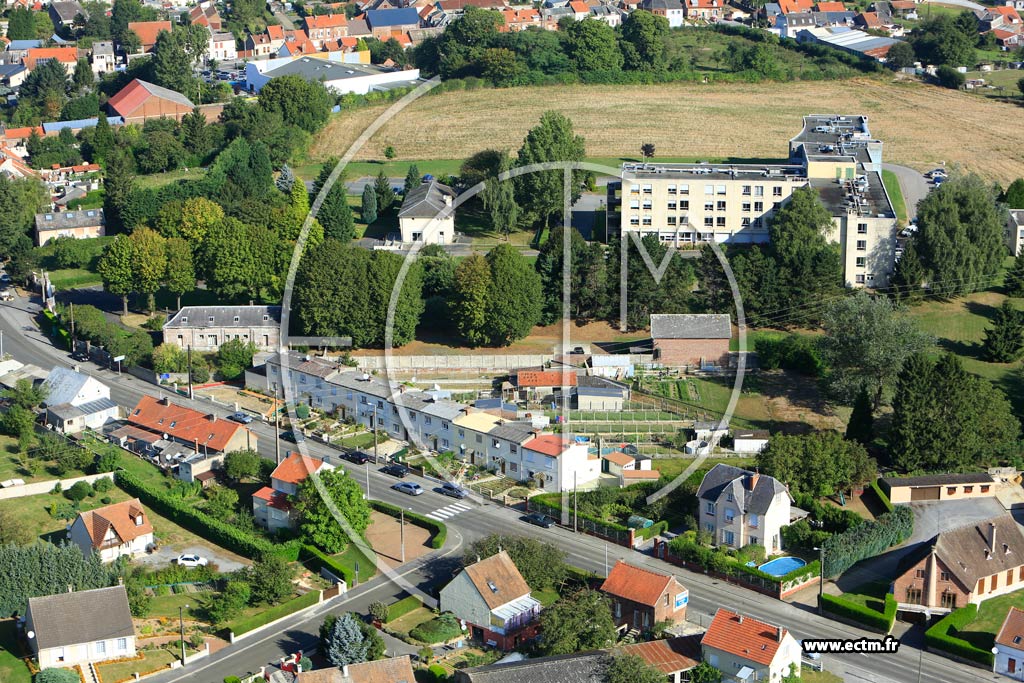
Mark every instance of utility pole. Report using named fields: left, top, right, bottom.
left=187, top=345, right=194, bottom=400
left=604, top=543, right=608, bottom=576
left=275, top=385, right=281, bottom=466
left=400, top=508, right=405, bottom=563
left=178, top=604, right=189, bottom=665
left=573, top=471, right=578, bottom=533
left=1, top=329, right=4, bottom=359
left=69, top=302, right=75, bottom=343
left=372, top=413, right=378, bottom=464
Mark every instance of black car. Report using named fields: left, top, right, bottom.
left=344, top=451, right=370, bottom=465
left=438, top=482, right=468, bottom=499
left=381, top=463, right=409, bottom=478
left=281, top=430, right=304, bottom=443
left=522, top=513, right=554, bottom=528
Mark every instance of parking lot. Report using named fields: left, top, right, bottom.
left=133, top=543, right=249, bottom=573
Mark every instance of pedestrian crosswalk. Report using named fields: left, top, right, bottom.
left=425, top=501, right=472, bottom=522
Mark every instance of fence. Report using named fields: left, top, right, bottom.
left=0, top=471, right=114, bottom=500
left=354, top=354, right=554, bottom=371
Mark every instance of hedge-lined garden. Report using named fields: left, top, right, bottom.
left=822, top=505, right=913, bottom=578
left=225, top=589, right=321, bottom=637
left=925, top=604, right=994, bottom=666
left=667, top=533, right=820, bottom=590
left=386, top=595, right=423, bottom=623
left=370, top=500, right=447, bottom=549
left=820, top=593, right=897, bottom=633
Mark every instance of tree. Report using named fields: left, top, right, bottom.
left=911, top=14, right=975, bottom=66
left=65, top=480, right=93, bottom=502
left=324, top=613, right=371, bottom=667
left=103, top=150, right=136, bottom=231
left=200, top=218, right=281, bottom=301
left=915, top=174, right=1006, bottom=297
left=206, top=580, right=250, bottom=624
left=258, top=75, right=333, bottom=134
left=886, top=40, right=915, bottom=69
left=404, top=165, right=422, bottom=195
left=845, top=384, right=875, bottom=446
left=247, top=553, right=293, bottom=605
left=514, top=111, right=587, bottom=228
left=538, top=589, right=616, bottom=656
left=820, top=291, right=933, bottom=408
left=620, top=10, right=670, bottom=72
left=313, top=161, right=356, bottom=243
left=0, top=542, right=119, bottom=616
left=152, top=28, right=199, bottom=96
left=562, top=18, right=623, bottom=73
left=98, top=234, right=136, bottom=315
left=72, top=58, right=94, bottom=92
left=368, top=601, right=388, bottom=622
left=889, top=239, right=928, bottom=303
left=640, top=142, right=656, bottom=159
left=361, top=184, right=378, bottom=225
left=373, top=171, right=396, bottom=213
left=224, top=449, right=261, bottom=481
left=128, top=227, right=167, bottom=312
left=384, top=145, right=396, bottom=160
left=164, top=237, right=195, bottom=310
left=1004, top=178, right=1024, bottom=209
left=20, top=59, right=70, bottom=113
left=936, top=64, right=966, bottom=89
left=295, top=468, right=372, bottom=553
left=981, top=301, right=1024, bottom=363
left=7, top=7, right=37, bottom=40
left=1019, top=76, right=1024, bottom=97
left=179, top=197, right=224, bottom=249
left=453, top=253, right=491, bottom=346
left=0, top=176, right=47, bottom=256
left=605, top=653, right=665, bottom=683
left=215, top=338, right=257, bottom=380
left=484, top=244, right=542, bottom=345
left=204, top=486, right=240, bottom=520
left=3, top=377, right=47, bottom=410
left=181, top=108, right=209, bottom=157
left=481, top=152, right=518, bottom=238
left=687, top=662, right=723, bottom=683
left=464, top=534, right=568, bottom=589
left=757, top=431, right=876, bottom=497
left=1007, top=252, right=1024, bottom=298
left=605, top=234, right=694, bottom=331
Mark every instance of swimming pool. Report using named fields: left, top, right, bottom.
left=758, top=556, right=806, bottom=577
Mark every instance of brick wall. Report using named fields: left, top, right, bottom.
left=653, top=338, right=730, bottom=367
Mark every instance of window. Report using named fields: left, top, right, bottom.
left=982, top=485, right=990, bottom=493
left=716, top=201, right=726, bottom=211
left=642, top=217, right=652, bottom=226
left=754, top=186, right=764, bottom=197
left=704, top=201, right=714, bottom=212
left=724, top=509, right=735, bottom=522
left=667, top=216, right=677, bottom=226
left=905, top=588, right=922, bottom=604
left=964, top=486, right=974, bottom=493
left=667, top=201, right=676, bottom=210
left=856, top=240, right=867, bottom=251
left=716, top=185, right=726, bottom=195
left=742, top=185, right=751, bottom=195
left=117, top=638, right=127, bottom=651
left=704, top=217, right=714, bottom=227
left=716, top=217, right=726, bottom=227
left=679, top=184, right=689, bottom=195
left=857, top=222, right=868, bottom=234
left=705, top=502, right=715, bottom=515
left=773, top=186, right=783, bottom=197
left=856, top=274, right=865, bottom=284
left=704, top=184, right=714, bottom=195
left=724, top=531, right=735, bottom=545
left=750, top=536, right=758, bottom=545
left=630, top=184, right=640, bottom=194
left=642, top=184, right=652, bottom=194
left=233, top=316, right=240, bottom=323
left=458, top=429, right=465, bottom=437
left=742, top=202, right=751, bottom=212
left=208, top=316, right=215, bottom=323
left=741, top=218, right=751, bottom=227
left=749, top=513, right=759, bottom=528
left=642, top=200, right=652, bottom=210
left=263, top=314, right=270, bottom=321
left=680, top=200, right=689, bottom=210
left=704, top=523, right=714, bottom=534
left=856, top=257, right=866, bottom=267
left=947, top=487, right=957, bottom=495
left=940, top=571, right=951, bottom=582
left=629, top=200, right=639, bottom=209
left=667, top=184, right=677, bottom=194
left=754, top=202, right=763, bottom=212
left=1009, top=569, right=1015, bottom=585
left=95, top=641, right=106, bottom=656
left=476, top=434, right=482, bottom=443
left=492, top=439, right=501, bottom=448
left=867, top=274, right=875, bottom=283
left=629, top=216, right=640, bottom=226
left=510, top=445, right=517, bottom=453
left=442, top=439, right=449, bottom=448
left=424, top=416, right=432, bottom=425
left=726, top=493, right=733, bottom=502
left=915, top=569, right=925, bottom=579
left=509, top=462, right=517, bottom=472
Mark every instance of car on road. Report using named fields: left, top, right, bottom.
left=281, top=430, right=304, bottom=443
left=175, top=553, right=208, bottom=567
left=438, top=482, right=468, bottom=499
left=392, top=482, right=423, bottom=496
left=925, top=168, right=947, bottom=179
left=228, top=412, right=253, bottom=424
left=0, top=273, right=10, bottom=284
left=381, top=463, right=409, bottom=478
left=522, top=512, right=554, bottom=528
left=800, top=641, right=822, bottom=661
left=343, top=451, right=370, bottom=465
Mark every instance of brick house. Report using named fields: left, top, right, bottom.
left=696, top=464, right=792, bottom=554
left=252, top=452, right=334, bottom=532
left=600, top=560, right=688, bottom=633
left=893, top=515, right=1024, bottom=616
left=303, top=13, right=348, bottom=45
left=650, top=313, right=731, bottom=368
left=106, top=79, right=195, bottom=123
left=702, top=608, right=801, bottom=682
left=439, top=551, right=541, bottom=650
left=684, top=0, right=722, bottom=20
left=641, top=0, right=685, bottom=25
left=126, top=20, right=172, bottom=53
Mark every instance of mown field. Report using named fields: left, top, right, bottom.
left=311, top=78, right=1024, bottom=184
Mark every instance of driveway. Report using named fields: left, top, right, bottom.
left=883, top=162, right=931, bottom=221
left=134, top=544, right=249, bottom=573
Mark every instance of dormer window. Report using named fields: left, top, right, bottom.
left=181, top=317, right=187, bottom=323
left=233, top=316, right=240, bottom=323
left=135, top=515, right=143, bottom=526
left=487, top=580, right=498, bottom=593
left=44, top=214, right=53, bottom=221
left=208, top=316, right=215, bottom=323
left=1005, top=543, right=1012, bottom=555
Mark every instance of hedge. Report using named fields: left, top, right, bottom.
left=531, top=493, right=630, bottom=533
left=822, top=505, right=913, bottom=578
left=668, top=535, right=819, bottom=587
left=225, top=589, right=321, bottom=637
left=410, top=616, right=462, bottom=644
left=925, top=604, right=993, bottom=666
left=635, top=520, right=669, bottom=541
left=870, top=479, right=894, bottom=514
left=116, top=470, right=291, bottom=560
left=386, top=595, right=423, bottom=623
left=820, top=593, right=896, bottom=633
left=299, top=544, right=354, bottom=584
left=370, top=500, right=446, bottom=549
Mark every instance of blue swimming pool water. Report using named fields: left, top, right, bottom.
left=758, top=556, right=806, bottom=577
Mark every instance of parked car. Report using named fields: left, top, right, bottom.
left=522, top=513, right=554, bottom=528
left=0, top=273, right=10, bottom=284
left=228, top=412, right=253, bottom=424
left=343, top=451, right=370, bottom=465
left=392, top=482, right=424, bottom=496
left=175, top=553, right=208, bottom=567
left=0, top=289, right=12, bottom=302
left=381, top=463, right=409, bottom=478
left=438, top=482, right=468, bottom=499
left=925, top=168, right=946, bottom=179
left=933, top=175, right=946, bottom=186
left=281, top=430, right=304, bottom=443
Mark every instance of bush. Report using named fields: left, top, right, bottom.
left=634, top=520, right=669, bottom=541
left=156, top=584, right=172, bottom=596
left=822, top=506, right=913, bottom=578
left=427, top=664, right=449, bottom=683
left=225, top=590, right=321, bottom=636
left=35, top=669, right=80, bottom=683
left=65, top=480, right=92, bottom=502
left=410, top=613, right=462, bottom=644
left=386, top=595, right=422, bottom=622
left=925, top=604, right=993, bottom=666
left=754, top=333, right=825, bottom=376
left=100, top=496, right=111, bottom=504
left=820, top=593, right=896, bottom=633
left=870, top=479, right=894, bottom=513
left=369, top=500, right=446, bottom=549
left=936, top=65, right=966, bottom=90
left=93, top=475, right=114, bottom=492
left=369, top=600, right=388, bottom=622
left=224, top=677, right=242, bottom=683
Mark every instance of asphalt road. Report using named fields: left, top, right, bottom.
left=0, top=290, right=1004, bottom=683
left=882, top=163, right=931, bottom=221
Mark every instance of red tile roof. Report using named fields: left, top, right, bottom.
left=600, top=560, right=678, bottom=607
left=77, top=498, right=153, bottom=548
left=127, top=20, right=172, bottom=47
left=304, top=13, right=348, bottom=29
left=271, top=451, right=327, bottom=485
left=857, top=10, right=882, bottom=26
left=702, top=608, right=788, bottom=667
left=127, top=394, right=249, bottom=452
left=777, top=0, right=813, bottom=12
left=24, top=47, right=78, bottom=70
left=523, top=434, right=571, bottom=457
left=604, top=451, right=634, bottom=467
left=622, top=469, right=661, bottom=479
left=515, top=369, right=577, bottom=387
left=814, top=1, right=845, bottom=10
left=570, top=0, right=590, bottom=12
left=267, top=24, right=285, bottom=40
left=992, top=5, right=1021, bottom=22
left=253, top=485, right=293, bottom=510
left=997, top=607, right=1024, bottom=649
left=619, top=636, right=701, bottom=674
left=4, top=126, right=45, bottom=140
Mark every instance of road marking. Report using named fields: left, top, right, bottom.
left=425, top=502, right=472, bottom=521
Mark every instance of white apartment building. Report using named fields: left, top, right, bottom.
left=606, top=115, right=898, bottom=288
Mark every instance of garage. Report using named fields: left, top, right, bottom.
left=882, top=473, right=997, bottom=504
left=910, top=486, right=941, bottom=502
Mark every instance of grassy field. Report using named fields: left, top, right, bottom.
left=47, top=268, right=103, bottom=290
left=958, top=588, right=1024, bottom=651
left=95, top=648, right=177, bottom=682
left=0, top=434, right=94, bottom=483
left=66, top=188, right=104, bottom=210
left=652, top=456, right=756, bottom=480
left=0, top=620, right=30, bottom=683
left=135, top=167, right=206, bottom=189
left=964, top=69, right=1024, bottom=99
left=311, top=78, right=1024, bottom=184
left=882, top=169, right=907, bottom=225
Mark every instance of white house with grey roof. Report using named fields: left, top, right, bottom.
left=25, top=585, right=136, bottom=670
left=696, top=464, right=792, bottom=554
left=399, top=179, right=456, bottom=244
left=34, top=208, right=105, bottom=246
left=42, top=366, right=119, bottom=434
left=245, top=56, right=421, bottom=94
left=163, top=305, right=281, bottom=352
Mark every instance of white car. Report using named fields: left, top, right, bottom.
left=176, top=553, right=208, bottom=567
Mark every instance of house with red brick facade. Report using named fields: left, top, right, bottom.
left=600, top=560, right=688, bottom=634
left=106, top=79, right=195, bottom=123
left=651, top=313, right=731, bottom=368
left=893, top=515, right=1024, bottom=616
left=439, top=551, right=541, bottom=650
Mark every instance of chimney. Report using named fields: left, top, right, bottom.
left=737, top=615, right=743, bottom=624
left=160, top=396, right=170, bottom=406
left=777, top=627, right=784, bottom=643
left=67, top=584, right=73, bottom=593
left=989, top=522, right=997, bottom=552
left=342, top=665, right=349, bottom=678
left=746, top=472, right=759, bottom=490
left=118, top=576, right=124, bottom=586
left=444, top=194, right=452, bottom=206
left=208, top=413, right=216, bottom=422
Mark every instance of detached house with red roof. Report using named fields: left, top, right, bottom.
left=440, top=551, right=541, bottom=650
left=252, top=451, right=335, bottom=532
left=701, top=608, right=802, bottom=682
left=600, top=560, right=688, bottom=634
left=23, top=47, right=79, bottom=75
left=127, top=20, right=172, bottom=53
left=511, top=367, right=577, bottom=402
left=106, top=78, right=195, bottom=123
left=69, top=498, right=154, bottom=562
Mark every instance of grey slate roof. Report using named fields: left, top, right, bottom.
left=696, top=463, right=789, bottom=515
left=27, top=585, right=134, bottom=650
left=164, top=305, right=281, bottom=329
left=576, top=375, right=629, bottom=393
left=50, top=0, right=87, bottom=22
left=896, top=516, right=1024, bottom=591
left=135, top=79, right=195, bottom=109
left=420, top=399, right=466, bottom=421
left=650, top=313, right=731, bottom=340
left=264, top=57, right=397, bottom=82
left=35, top=208, right=105, bottom=232
left=48, top=397, right=118, bottom=420
left=488, top=421, right=538, bottom=443
left=641, top=0, right=683, bottom=9
left=92, top=41, right=114, bottom=56
left=882, top=472, right=994, bottom=488
left=347, top=18, right=371, bottom=35
left=454, top=651, right=608, bottom=683
left=399, top=179, right=456, bottom=219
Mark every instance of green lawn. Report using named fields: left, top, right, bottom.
left=963, top=69, right=1024, bottom=99
left=0, top=486, right=136, bottom=542
left=134, top=167, right=206, bottom=189
left=339, top=431, right=378, bottom=450
left=95, top=648, right=177, bottom=681
left=67, top=188, right=105, bottom=210
left=882, top=169, right=907, bottom=225
left=803, top=671, right=844, bottom=683
left=383, top=606, right=435, bottom=638
left=957, top=589, right=1024, bottom=651
left=0, top=434, right=96, bottom=484
left=0, top=620, right=31, bottom=683
left=652, top=457, right=756, bottom=481
left=533, top=587, right=560, bottom=607
left=294, top=159, right=465, bottom=182
left=332, top=542, right=378, bottom=583
left=47, top=268, right=103, bottom=290
left=146, top=593, right=209, bottom=620
left=838, top=579, right=891, bottom=612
